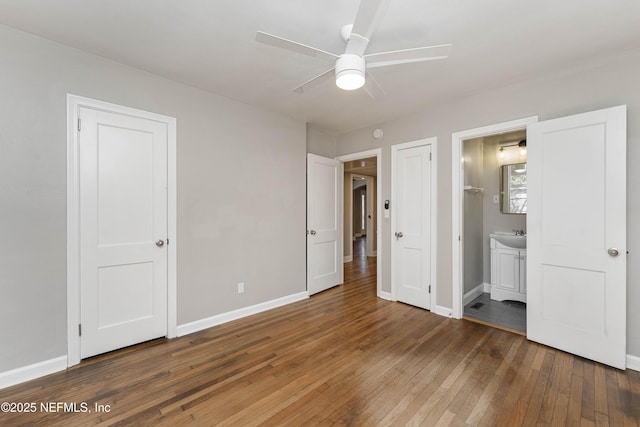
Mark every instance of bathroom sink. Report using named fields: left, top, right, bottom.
left=490, top=233, right=527, bottom=249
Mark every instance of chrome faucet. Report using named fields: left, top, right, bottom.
left=513, top=229, right=525, bottom=236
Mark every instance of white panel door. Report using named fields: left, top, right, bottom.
left=79, top=106, right=168, bottom=358
left=307, top=154, right=343, bottom=295
left=527, top=105, right=626, bottom=369
left=394, top=144, right=432, bottom=309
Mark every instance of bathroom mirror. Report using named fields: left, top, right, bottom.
left=500, top=163, right=527, bottom=214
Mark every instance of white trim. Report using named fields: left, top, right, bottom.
left=627, top=354, right=640, bottom=372
left=167, top=117, right=178, bottom=339
left=451, top=117, right=538, bottom=319
left=377, top=291, right=393, bottom=301
left=433, top=305, right=453, bottom=318
left=66, top=94, right=177, bottom=367
left=390, top=138, right=438, bottom=310
left=463, top=283, right=486, bottom=306
left=335, top=149, right=382, bottom=299
left=177, top=292, right=309, bottom=337
left=0, top=356, right=67, bottom=390
left=343, top=255, right=353, bottom=263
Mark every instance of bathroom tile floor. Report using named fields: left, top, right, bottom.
left=463, top=293, right=526, bottom=334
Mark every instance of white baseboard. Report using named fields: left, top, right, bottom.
left=0, top=356, right=67, bottom=390
left=377, top=291, right=393, bottom=301
left=343, top=255, right=353, bottom=263
left=463, top=283, right=486, bottom=306
left=433, top=305, right=453, bottom=318
left=627, top=354, right=640, bottom=372
left=177, top=291, right=309, bottom=337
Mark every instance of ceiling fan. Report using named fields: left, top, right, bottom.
left=255, top=0, right=452, bottom=97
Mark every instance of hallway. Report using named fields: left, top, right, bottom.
left=344, top=236, right=376, bottom=289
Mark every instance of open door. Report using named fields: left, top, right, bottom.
left=307, top=154, right=343, bottom=295
left=527, top=105, right=626, bottom=369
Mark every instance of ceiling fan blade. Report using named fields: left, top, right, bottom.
left=363, top=70, right=386, bottom=99
left=366, top=44, right=452, bottom=68
left=346, top=0, right=391, bottom=55
left=292, top=68, right=335, bottom=94
left=256, top=31, right=338, bottom=63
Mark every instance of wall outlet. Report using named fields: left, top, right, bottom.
left=237, top=282, right=245, bottom=294
left=493, top=195, right=499, bottom=204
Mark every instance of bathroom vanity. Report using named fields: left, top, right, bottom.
left=490, top=233, right=526, bottom=303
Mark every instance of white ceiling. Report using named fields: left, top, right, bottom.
left=1, top=0, right=639, bottom=133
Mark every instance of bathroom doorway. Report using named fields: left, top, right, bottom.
left=451, top=117, right=538, bottom=334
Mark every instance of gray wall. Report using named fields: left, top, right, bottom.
left=0, top=25, right=306, bottom=373
left=335, top=49, right=640, bottom=358
left=462, top=139, right=484, bottom=293
left=307, top=125, right=336, bottom=158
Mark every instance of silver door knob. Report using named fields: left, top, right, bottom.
left=309, top=230, right=316, bottom=235
left=395, top=232, right=403, bottom=238
left=156, top=239, right=165, bottom=247
left=607, top=248, right=619, bottom=256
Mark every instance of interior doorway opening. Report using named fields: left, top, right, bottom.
left=336, top=150, right=382, bottom=297
left=451, top=117, right=538, bottom=332
left=460, top=130, right=527, bottom=335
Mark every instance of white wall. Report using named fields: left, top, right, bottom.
left=0, top=25, right=306, bottom=373
left=335, top=49, right=640, bottom=358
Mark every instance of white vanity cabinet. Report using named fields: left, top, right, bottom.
left=490, top=237, right=526, bottom=303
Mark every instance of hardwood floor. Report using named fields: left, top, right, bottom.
left=1, top=240, right=639, bottom=426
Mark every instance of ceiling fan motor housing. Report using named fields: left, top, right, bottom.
left=335, top=54, right=366, bottom=90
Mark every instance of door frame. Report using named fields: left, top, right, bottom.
left=66, top=94, right=177, bottom=367
left=451, top=116, right=537, bottom=319
left=390, top=138, right=438, bottom=308
left=335, top=149, right=382, bottom=298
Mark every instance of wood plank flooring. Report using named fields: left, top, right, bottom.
left=1, top=239, right=639, bottom=426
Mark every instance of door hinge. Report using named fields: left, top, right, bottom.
left=429, top=152, right=432, bottom=161
left=78, top=324, right=82, bottom=336
left=166, top=238, right=169, bottom=245
left=77, top=118, right=81, bottom=132
left=428, top=285, right=431, bottom=293
left=458, top=235, right=461, bottom=241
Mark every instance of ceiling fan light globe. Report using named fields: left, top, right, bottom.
left=336, top=70, right=365, bottom=90
left=335, top=54, right=366, bottom=90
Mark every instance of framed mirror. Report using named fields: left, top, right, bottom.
left=500, top=163, right=527, bottom=214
